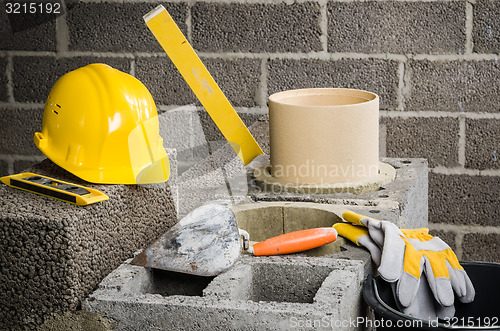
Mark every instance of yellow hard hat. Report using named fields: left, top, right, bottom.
left=34, top=63, right=170, bottom=184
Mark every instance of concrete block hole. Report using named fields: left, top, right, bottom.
left=249, top=263, right=333, bottom=304
left=146, top=269, right=214, bottom=297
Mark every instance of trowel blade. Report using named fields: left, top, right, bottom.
left=130, top=204, right=241, bottom=276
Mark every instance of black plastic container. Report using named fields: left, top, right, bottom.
left=363, top=262, right=500, bottom=330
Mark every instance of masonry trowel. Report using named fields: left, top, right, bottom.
left=131, top=203, right=339, bottom=276
left=130, top=203, right=241, bottom=276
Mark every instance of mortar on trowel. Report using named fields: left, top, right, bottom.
left=255, top=88, right=395, bottom=194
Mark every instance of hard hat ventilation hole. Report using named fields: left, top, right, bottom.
left=53, top=104, right=61, bottom=115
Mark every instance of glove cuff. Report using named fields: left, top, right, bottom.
left=333, top=223, right=369, bottom=246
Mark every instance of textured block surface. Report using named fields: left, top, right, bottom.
left=13, top=56, right=131, bottom=103
left=473, top=1, right=500, bottom=53
left=205, top=58, right=261, bottom=108
left=67, top=2, right=187, bottom=52
left=135, top=56, right=194, bottom=106
left=0, top=107, right=44, bottom=155
left=0, top=57, right=7, bottom=102
left=0, top=159, right=177, bottom=330
left=383, top=117, right=460, bottom=167
left=267, top=58, right=400, bottom=110
left=0, top=10, right=56, bottom=51
left=465, top=118, right=500, bottom=170
left=429, top=173, right=500, bottom=226
left=406, top=60, right=500, bottom=112
left=462, top=233, right=500, bottom=262
left=328, top=1, right=466, bottom=54
left=192, top=2, right=322, bottom=53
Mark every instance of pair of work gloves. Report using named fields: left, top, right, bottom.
left=333, top=211, right=475, bottom=320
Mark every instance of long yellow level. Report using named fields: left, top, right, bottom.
left=144, top=5, right=263, bottom=165
left=1, top=173, right=108, bottom=206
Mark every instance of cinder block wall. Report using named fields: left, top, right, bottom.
left=1, top=0, right=499, bottom=262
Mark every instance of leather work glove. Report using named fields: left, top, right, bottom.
left=333, top=221, right=454, bottom=319
left=333, top=211, right=475, bottom=319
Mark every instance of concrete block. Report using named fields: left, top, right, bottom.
left=192, top=2, right=322, bottom=53
left=0, top=57, right=7, bottom=102
left=13, top=56, right=131, bottom=103
left=249, top=156, right=428, bottom=229
left=473, top=1, right=500, bottom=53
left=0, top=107, right=44, bottom=155
left=429, top=173, right=500, bottom=226
left=67, top=2, right=187, bottom=52
left=39, top=311, right=115, bottom=331
left=84, top=252, right=369, bottom=331
left=205, top=58, right=261, bottom=108
left=267, top=59, right=399, bottom=110
left=462, top=233, right=500, bottom=263
left=383, top=117, right=460, bottom=168
left=406, top=60, right=500, bottom=113
left=0, top=158, right=177, bottom=330
left=327, top=2, right=465, bottom=54
left=0, top=9, right=56, bottom=51
left=465, top=118, right=500, bottom=170
left=135, top=56, right=195, bottom=106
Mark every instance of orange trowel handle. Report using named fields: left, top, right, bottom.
left=252, top=228, right=337, bottom=256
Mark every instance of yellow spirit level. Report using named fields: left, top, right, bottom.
left=144, top=5, right=264, bottom=165
left=1, top=173, right=109, bottom=206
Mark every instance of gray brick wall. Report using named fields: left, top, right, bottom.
left=473, top=0, right=500, bottom=53
left=327, top=1, right=466, bottom=54
left=0, top=107, right=43, bottom=155
left=66, top=2, right=187, bottom=52
left=12, top=56, right=131, bottom=103
left=0, top=9, right=56, bottom=51
left=463, top=233, right=500, bottom=262
left=383, top=117, right=460, bottom=168
left=406, top=60, right=500, bottom=112
left=192, top=2, right=322, bottom=53
left=0, top=1, right=499, bottom=326
left=465, top=118, right=500, bottom=170
left=135, top=56, right=195, bottom=105
left=429, top=173, right=500, bottom=227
